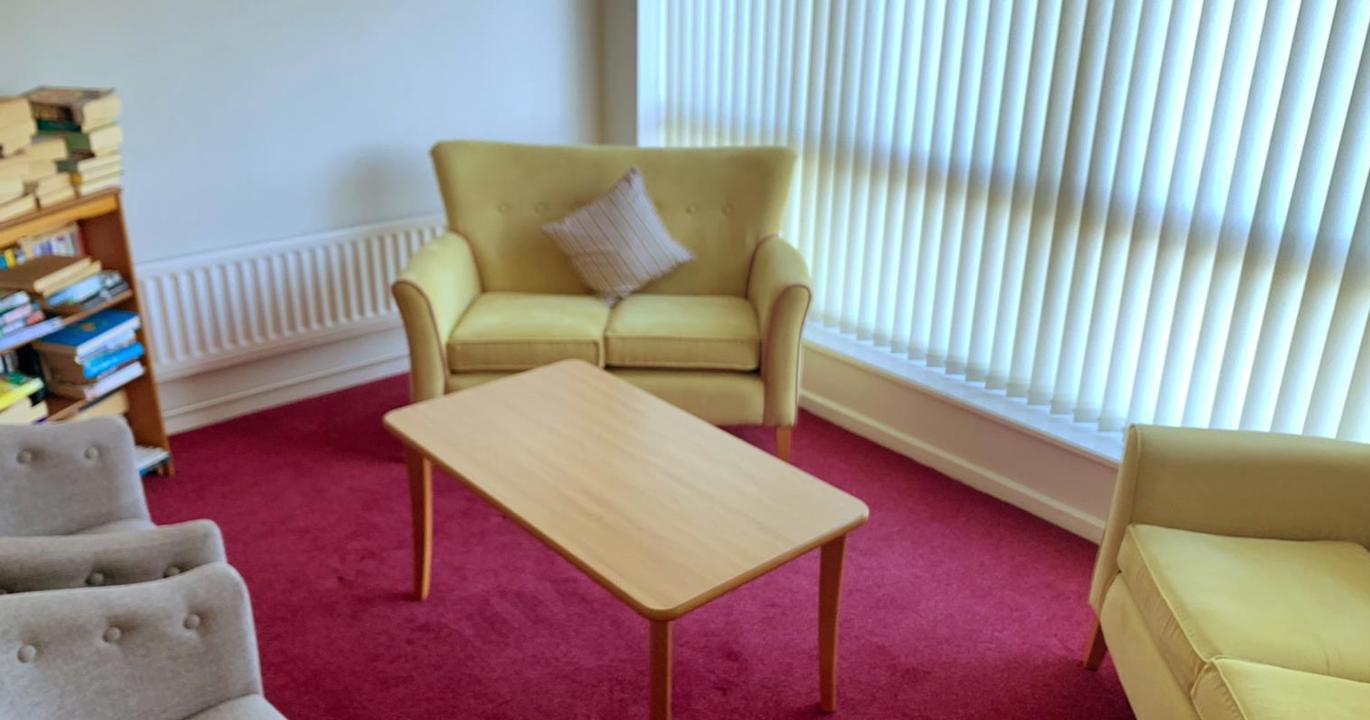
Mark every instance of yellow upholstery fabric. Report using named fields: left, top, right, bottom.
left=1100, top=577, right=1202, bottom=720
left=431, top=141, right=794, bottom=296
left=747, top=236, right=811, bottom=426
left=392, top=233, right=482, bottom=401
left=1117, top=524, right=1370, bottom=690
left=447, top=293, right=609, bottom=371
left=1091, top=425, right=1370, bottom=611
left=606, top=295, right=760, bottom=370
left=445, top=369, right=765, bottom=425
left=609, top=370, right=765, bottom=426
left=1193, top=659, right=1370, bottom=720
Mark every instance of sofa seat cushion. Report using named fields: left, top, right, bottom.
left=605, top=294, right=760, bottom=370
left=1118, top=524, right=1370, bottom=692
left=1193, top=658, right=1370, bottom=720
left=448, top=292, right=609, bottom=372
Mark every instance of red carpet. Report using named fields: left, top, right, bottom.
left=145, top=375, right=1132, bottom=719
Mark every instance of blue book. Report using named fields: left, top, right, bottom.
left=82, top=342, right=145, bottom=379
left=32, top=309, right=140, bottom=358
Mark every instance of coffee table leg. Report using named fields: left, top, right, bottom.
left=650, top=620, right=672, bottom=720
left=819, top=534, right=847, bottom=713
left=407, top=448, right=433, bottom=601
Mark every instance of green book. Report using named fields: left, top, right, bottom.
left=38, top=124, right=122, bottom=154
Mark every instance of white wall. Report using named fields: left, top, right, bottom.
left=3, top=0, right=602, bottom=261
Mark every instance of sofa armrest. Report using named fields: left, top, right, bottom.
left=747, top=235, right=813, bottom=427
left=1089, top=425, right=1370, bottom=610
left=0, top=519, right=225, bottom=593
left=0, top=416, right=148, bottom=537
left=0, top=563, right=265, bottom=720
left=392, top=232, right=482, bottom=402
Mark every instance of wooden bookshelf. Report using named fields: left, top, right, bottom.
left=0, top=189, right=172, bottom=475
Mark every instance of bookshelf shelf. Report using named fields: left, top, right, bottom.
left=0, top=190, right=172, bottom=476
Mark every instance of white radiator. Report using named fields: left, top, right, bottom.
left=136, top=216, right=445, bottom=381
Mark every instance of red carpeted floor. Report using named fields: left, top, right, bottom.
left=144, top=374, right=1132, bottom=719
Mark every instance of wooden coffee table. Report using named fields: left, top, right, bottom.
left=383, top=360, right=869, bottom=718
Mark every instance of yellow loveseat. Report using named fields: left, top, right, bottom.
left=1084, top=425, right=1370, bottom=720
left=393, top=141, right=809, bottom=458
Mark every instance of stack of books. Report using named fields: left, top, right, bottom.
left=34, top=308, right=144, bottom=402
left=28, top=87, right=122, bottom=197
left=0, top=253, right=129, bottom=347
left=0, top=369, right=46, bottom=424
left=0, top=96, right=38, bottom=221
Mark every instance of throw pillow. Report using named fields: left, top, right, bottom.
left=542, top=168, right=693, bottom=303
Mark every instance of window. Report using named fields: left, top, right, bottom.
left=644, top=0, right=1370, bottom=444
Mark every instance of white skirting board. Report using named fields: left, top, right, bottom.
left=798, top=341, right=1119, bottom=543
left=136, top=215, right=444, bottom=433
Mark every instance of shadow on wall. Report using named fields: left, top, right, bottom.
left=327, top=147, right=438, bottom=223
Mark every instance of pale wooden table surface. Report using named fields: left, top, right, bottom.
left=383, top=359, right=870, bottom=718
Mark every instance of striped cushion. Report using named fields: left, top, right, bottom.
left=542, top=168, right=693, bottom=302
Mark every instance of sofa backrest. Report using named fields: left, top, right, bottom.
left=431, top=141, right=795, bottom=296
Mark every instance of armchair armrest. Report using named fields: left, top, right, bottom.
left=0, top=563, right=267, bottom=720
left=392, top=232, right=482, bottom=402
left=0, top=519, right=225, bottom=593
left=747, top=235, right=813, bottom=427
left=1089, top=424, right=1370, bottom=609
left=0, top=417, right=148, bottom=537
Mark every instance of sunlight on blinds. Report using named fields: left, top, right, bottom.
left=648, top=0, right=1370, bottom=441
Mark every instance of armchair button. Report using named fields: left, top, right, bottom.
left=16, top=645, right=36, bottom=663
left=497, top=202, right=511, bottom=214
left=86, top=572, right=106, bottom=586
left=534, top=202, right=548, bottom=214
left=102, top=627, right=122, bottom=643
left=85, top=446, right=99, bottom=460
left=722, top=204, right=734, bottom=215
left=685, top=204, right=698, bottom=215
left=164, top=565, right=181, bottom=577
left=183, top=614, right=201, bottom=630
left=15, top=450, right=32, bottom=464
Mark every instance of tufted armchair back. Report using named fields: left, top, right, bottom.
left=0, top=417, right=149, bottom=537
left=431, top=141, right=795, bottom=297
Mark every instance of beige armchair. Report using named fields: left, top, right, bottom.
left=0, top=563, right=284, bottom=720
left=0, top=417, right=224, bottom=593
left=1084, top=425, right=1370, bottom=719
left=393, top=141, right=810, bottom=460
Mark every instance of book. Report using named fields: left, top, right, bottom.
left=17, top=223, right=81, bottom=259
left=0, top=194, right=35, bottom=222
left=0, top=178, right=21, bottom=203
left=26, top=88, right=121, bottom=131
left=73, top=388, right=127, bottom=420
left=21, top=159, right=55, bottom=183
left=41, top=341, right=144, bottom=384
left=58, top=153, right=120, bottom=175
left=43, top=270, right=125, bottom=309
left=41, top=125, right=122, bottom=155
left=35, top=185, right=75, bottom=208
left=78, top=174, right=121, bottom=196
left=19, top=136, right=67, bottom=163
left=26, top=172, right=70, bottom=195
left=47, top=359, right=142, bottom=401
left=0, top=371, right=43, bottom=411
left=32, top=308, right=139, bottom=358
left=0, top=125, right=34, bottom=157
left=135, top=444, right=170, bottom=474
left=0, top=307, right=40, bottom=334
left=0, top=97, right=31, bottom=129
left=0, top=301, right=37, bottom=326
left=0, top=397, right=47, bottom=425
left=0, top=291, right=30, bottom=315
left=0, top=155, right=30, bottom=181
left=0, top=315, right=64, bottom=350
left=0, top=255, right=98, bottom=295
left=72, top=164, right=122, bottom=185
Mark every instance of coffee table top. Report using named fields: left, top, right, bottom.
left=383, top=360, right=869, bottom=620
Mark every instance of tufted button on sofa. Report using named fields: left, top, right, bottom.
left=0, top=563, right=285, bottom=720
left=394, top=141, right=812, bottom=459
left=0, top=417, right=226, bottom=594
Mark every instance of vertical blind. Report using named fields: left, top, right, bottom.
left=648, top=0, right=1370, bottom=442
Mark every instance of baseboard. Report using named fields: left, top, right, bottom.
left=798, top=343, right=1115, bottom=542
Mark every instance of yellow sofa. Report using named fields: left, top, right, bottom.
left=1084, top=425, right=1370, bottom=720
left=392, top=141, right=809, bottom=458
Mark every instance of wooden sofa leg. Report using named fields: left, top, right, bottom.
left=776, top=426, right=793, bottom=463
left=1083, top=617, right=1107, bottom=670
